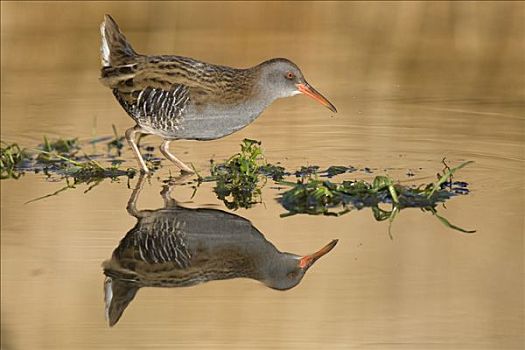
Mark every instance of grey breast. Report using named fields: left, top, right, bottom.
left=174, top=101, right=267, bottom=141
left=114, top=87, right=270, bottom=141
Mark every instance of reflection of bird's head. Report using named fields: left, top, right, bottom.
left=262, top=239, right=338, bottom=291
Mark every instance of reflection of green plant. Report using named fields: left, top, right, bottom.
left=208, top=139, right=266, bottom=209
left=279, top=161, right=475, bottom=235
left=325, top=165, right=354, bottom=177
left=1, top=142, right=30, bottom=179
left=427, top=160, right=473, bottom=198
left=5, top=134, right=476, bottom=237
left=107, top=125, right=125, bottom=156
left=60, top=156, right=135, bottom=183
left=26, top=150, right=136, bottom=203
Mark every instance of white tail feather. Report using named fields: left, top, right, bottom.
left=104, top=277, right=113, bottom=321
left=100, top=21, right=110, bottom=67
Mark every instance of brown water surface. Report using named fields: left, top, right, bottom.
left=1, top=2, right=524, bottom=349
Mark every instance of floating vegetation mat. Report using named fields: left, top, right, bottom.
left=277, top=162, right=474, bottom=235
left=1, top=142, right=30, bottom=179
left=1, top=132, right=137, bottom=202
left=199, top=140, right=475, bottom=234
left=278, top=161, right=472, bottom=215
left=24, top=151, right=136, bottom=204
left=195, top=139, right=282, bottom=209
left=1, top=135, right=474, bottom=233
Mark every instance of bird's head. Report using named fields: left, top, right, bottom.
left=263, top=239, right=338, bottom=291
left=257, top=58, right=337, bottom=113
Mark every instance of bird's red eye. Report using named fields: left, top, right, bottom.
left=286, top=72, right=295, bottom=80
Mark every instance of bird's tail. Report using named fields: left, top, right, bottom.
left=100, top=14, right=138, bottom=67
left=104, top=276, right=139, bottom=327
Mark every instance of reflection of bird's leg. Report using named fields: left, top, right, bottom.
left=159, top=140, right=194, bottom=174
left=161, top=172, right=192, bottom=208
left=125, top=126, right=150, bottom=174
left=160, top=185, right=178, bottom=208
left=127, top=173, right=146, bottom=217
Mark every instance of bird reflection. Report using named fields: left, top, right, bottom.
left=103, top=174, right=338, bottom=326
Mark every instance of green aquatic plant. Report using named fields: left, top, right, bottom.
left=259, top=163, right=287, bottom=181
left=199, top=139, right=292, bottom=208
left=36, top=136, right=80, bottom=163
left=208, top=139, right=266, bottom=209
left=278, top=161, right=475, bottom=234
left=278, top=175, right=403, bottom=216
left=0, top=142, right=30, bottom=179
left=34, top=150, right=135, bottom=180
left=42, top=136, right=79, bottom=154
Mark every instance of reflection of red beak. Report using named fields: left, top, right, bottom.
left=296, top=83, right=337, bottom=113
left=298, top=239, right=338, bottom=269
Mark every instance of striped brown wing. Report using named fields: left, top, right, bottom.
left=113, top=85, right=190, bottom=130
left=111, top=216, right=193, bottom=270
left=102, top=59, right=195, bottom=126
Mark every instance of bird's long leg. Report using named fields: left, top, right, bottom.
left=125, top=126, right=149, bottom=174
left=159, top=140, right=194, bottom=174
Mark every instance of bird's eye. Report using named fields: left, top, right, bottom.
left=287, top=270, right=299, bottom=279
left=286, top=72, right=295, bottom=80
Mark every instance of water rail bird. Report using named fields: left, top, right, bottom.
left=100, top=14, right=337, bottom=174
left=103, top=175, right=338, bottom=326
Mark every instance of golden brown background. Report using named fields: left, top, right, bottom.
left=1, top=1, right=524, bottom=349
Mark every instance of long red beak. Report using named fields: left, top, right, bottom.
left=298, top=239, right=338, bottom=269
left=296, top=83, right=337, bottom=113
